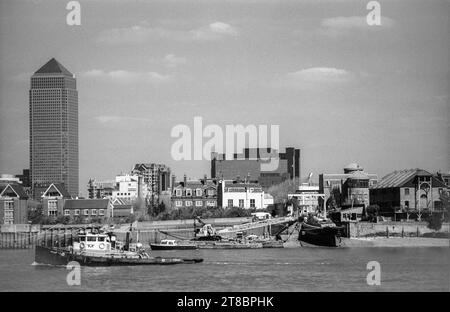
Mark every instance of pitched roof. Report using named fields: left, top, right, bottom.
left=0, top=183, right=28, bottom=199
left=371, top=169, right=447, bottom=189
left=64, top=199, right=111, bottom=209
left=34, top=58, right=73, bottom=76
left=42, top=183, right=72, bottom=198
left=112, top=197, right=132, bottom=205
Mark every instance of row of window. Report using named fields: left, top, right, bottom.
left=174, top=200, right=216, bottom=207
left=227, top=199, right=256, bottom=208
left=175, top=188, right=216, bottom=197
left=3, top=202, right=14, bottom=224
left=62, top=209, right=105, bottom=216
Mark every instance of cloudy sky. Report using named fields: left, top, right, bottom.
left=0, top=0, right=448, bottom=196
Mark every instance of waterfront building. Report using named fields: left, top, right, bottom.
left=171, top=175, right=217, bottom=209
left=63, top=198, right=113, bottom=219
left=319, top=163, right=378, bottom=210
left=218, top=180, right=273, bottom=209
left=287, top=184, right=324, bottom=214
left=0, top=184, right=29, bottom=224
left=131, top=163, right=171, bottom=206
left=111, top=198, right=134, bottom=219
left=87, top=178, right=115, bottom=199
left=211, top=147, right=300, bottom=188
left=112, top=174, right=144, bottom=201
left=29, top=58, right=79, bottom=198
left=41, top=183, right=72, bottom=216
left=370, top=169, right=448, bottom=217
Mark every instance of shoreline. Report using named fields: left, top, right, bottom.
left=341, top=237, right=450, bottom=248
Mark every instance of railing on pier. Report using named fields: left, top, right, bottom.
left=0, top=225, right=91, bottom=249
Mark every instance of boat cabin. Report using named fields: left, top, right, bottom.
left=73, top=233, right=114, bottom=252
left=160, top=239, right=177, bottom=246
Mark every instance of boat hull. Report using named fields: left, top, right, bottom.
left=196, top=242, right=263, bottom=249
left=298, top=224, right=342, bottom=247
left=150, top=244, right=198, bottom=250
left=35, top=246, right=203, bottom=266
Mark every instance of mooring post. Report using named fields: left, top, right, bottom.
left=63, top=228, right=67, bottom=247
left=28, top=224, right=32, bottom=246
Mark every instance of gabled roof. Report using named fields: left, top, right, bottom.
left=42, top=183, right=71, bottom=198
left=0, top=183, right=28, bottom=199
left=34, top=58, right=73, bottom=76
left=112, top=197, right=132, bottom=205
left=64, top=199, right=111, bottom=210
left=371, top=169, right=447, bottom=189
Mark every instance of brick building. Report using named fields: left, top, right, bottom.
left=0, top=184, right=29, bottom=224
left=211, top=147, right=300, bottom=188
left=171, top=176, right=218, bottom=209
left=370, top=169, right=448, bottom=215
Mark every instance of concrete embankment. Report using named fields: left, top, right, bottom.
left=341, top=237, right=449, bottom=247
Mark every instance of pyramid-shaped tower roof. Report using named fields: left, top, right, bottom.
left=34, top=58, right=73, bottom=76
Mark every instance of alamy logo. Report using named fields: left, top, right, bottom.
left=66, top=261, right=81, bottom=286
left=366, top=1, right=381, bottom=26
left=66, top=1, right=81, bottom=26
left=366, top=261, right=381, bottom=286
left=171, top=117, right=280, bottom=171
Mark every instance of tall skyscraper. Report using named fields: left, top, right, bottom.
left=29, top=58, right=78, bottom=197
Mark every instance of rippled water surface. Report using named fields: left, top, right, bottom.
left=0, top=247, right=449, bottom=291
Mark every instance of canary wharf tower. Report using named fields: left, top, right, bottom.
left=29, top=58, right=79, bottom=197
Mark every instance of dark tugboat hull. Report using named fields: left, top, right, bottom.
left=35, top=246, right=203, bottom=266
left=299, top=224, right=342, bottom=247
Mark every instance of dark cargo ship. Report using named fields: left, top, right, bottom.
left=298, top=217, right=343, bottom=247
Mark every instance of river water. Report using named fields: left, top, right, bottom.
left=0, top=247, right=448, bottom=291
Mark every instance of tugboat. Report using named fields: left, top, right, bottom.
left=298, top=215, right=343, bottom=247
left=35, top=228, right=203, bottom=266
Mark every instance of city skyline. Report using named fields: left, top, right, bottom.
left=0, top=0, right=449, bottom=197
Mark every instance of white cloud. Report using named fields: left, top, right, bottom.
left=82, top=69, right=170, bottom=84
left=318, top=15, right=395, bottom=37
left=162, top=54, right=187, bottom=68
left=273, top=67, right=354, bottom=90
left=287, top=67, right=352, bottom=83
left=97, top=21, right=238, bottom=44
left=190, top=22, right=238, bottom=40
left=322, top=16, right=394, bottom=29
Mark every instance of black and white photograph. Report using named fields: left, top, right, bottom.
left=0, top=0, right=449, bottom=298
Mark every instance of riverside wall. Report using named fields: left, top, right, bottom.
left=347, top=221, right=450, bottom=238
